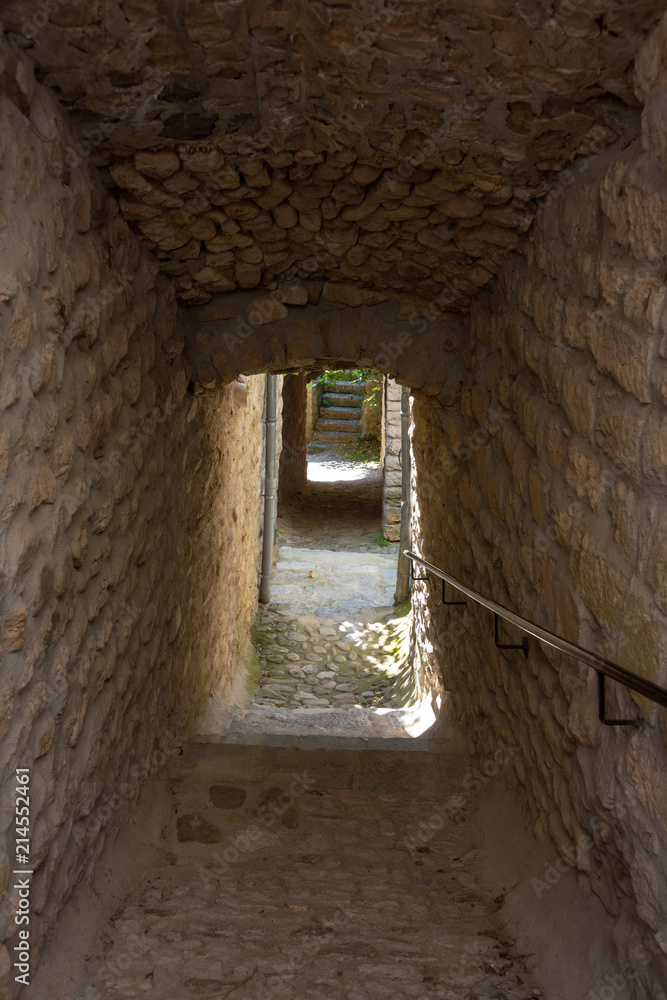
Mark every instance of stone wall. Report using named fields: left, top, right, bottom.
left=278, top=373, right=307, bottom=503
left=382, top=379, right=403, bottom=542
left=360, top=373, right=382, bottom=440
left=185, top=291, right=467, bottom=408
left=306, top=380, right=322, bottom=443
left=411, top=19, right=667, bottom=996
left=0, top=50, right=265, bottom=988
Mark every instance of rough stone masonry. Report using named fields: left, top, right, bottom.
left=0, top=4, right=665, bottom=999
left=0, top=41, right=271, bottom=987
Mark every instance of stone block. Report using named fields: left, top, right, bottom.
left=608, top=479, right=641, bottom=561
left=594, top=382, right=648, bottom=483
left=5, top=602, right=28, bottom=651
left=618, top=589, right=666, bottom=684
left=588, top=315, right=652, bottom=403
left=564, top=436, right=606, bottom=512
left=544, top=409, right=572, bottom=472
left=559, top=181, right=600, bottom=248
left=573, top=534, right=629, bottom=633
left=562, top=297, right=589, bottom=351
left=641, top=409, right=667, bottom=486
left=561, top=355, right=599, bottom=437
left=647, top=516, right=667, bottom=615
left=246, top=297, right=288, bottom=325
left=30, top=465, right=57, bottom=510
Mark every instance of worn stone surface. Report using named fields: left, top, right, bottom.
left=250, top=603, right=413, bottom=712
left=271, top=545, right=398, bottom=617
left=0, top=60, right=268, bottom=987
left=3, top=0, right=660, bottom=306
left=411, top=27, right=667, bottom=996
left=74, top=741, right=543, bottom=1000
left=277, top=449, right=386, bottom=553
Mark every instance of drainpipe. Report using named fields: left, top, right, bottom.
left=259, top=374, right=278, bottom=604
left=395, top=385, right=411, bottom=603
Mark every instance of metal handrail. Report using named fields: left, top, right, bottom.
left=405, top=551, right=667, bottom=711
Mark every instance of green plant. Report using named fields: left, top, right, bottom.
left=274, top=527, right=285, bottom=540
left=329, top=439, right=380, bottom=463
left=316, top=367, right=370, bottom=384
left=315, top=367, right=382, bottom=404
left=374, top=532, right=389, bottom=548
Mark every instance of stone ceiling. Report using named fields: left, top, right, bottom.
left=2, top=0, right=664, bottom=309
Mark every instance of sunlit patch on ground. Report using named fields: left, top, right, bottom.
left=306, top=462, right=370, bottom=482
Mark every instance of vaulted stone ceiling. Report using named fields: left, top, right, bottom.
left=3, top=0, right=664, bottom=309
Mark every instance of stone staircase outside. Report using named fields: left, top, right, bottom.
left=313, top=379, right=364, bottom=444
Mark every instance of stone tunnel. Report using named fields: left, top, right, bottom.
left=0, top=2, right=666, bottom=998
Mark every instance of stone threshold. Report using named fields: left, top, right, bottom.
left=196, top=732, right=443, bottom=751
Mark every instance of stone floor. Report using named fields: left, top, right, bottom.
left=275, top=449, right=386, bottom=553
left=269, top=546, right=399, bottom=616
left=236, top=449, right=426, bottom=740
left=204, top=449, right=433, bottom=743
left=80, top=742, right=543, bottom=1000
left=251, top=604, right=414, bottom=712
left=37, top=455, right=552, bottom=1000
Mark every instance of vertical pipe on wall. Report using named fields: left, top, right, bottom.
left=259, top=374, right=278, bottom=604
left=395, top=385, right=412, bottom=603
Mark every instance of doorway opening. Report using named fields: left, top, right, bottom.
left=216, top=369, right=441, bottom=743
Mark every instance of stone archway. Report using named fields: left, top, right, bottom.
left=183, top=290, right=467, bottom=408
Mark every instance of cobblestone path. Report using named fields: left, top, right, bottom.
left=248, top=450, right=417, bottom=727
left=251, top=605, right=414, bottom=712
left=81, top=742, right=543, bottom=1000
left=275, top=450, right=385, bottom=553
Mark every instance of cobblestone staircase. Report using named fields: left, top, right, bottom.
left=313, top=379, right=364, bottom=444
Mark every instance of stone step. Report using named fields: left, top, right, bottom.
left=322, top=392, right=363, bottom=408
left=313, top=430, right=360, bottom=443
left=277, top=546, right=397, bottom=565
left=315, top=418, right=362, bottom=434
left=320, top=405, right=363, bottom=420
left=176, top=741, right=471, bottom=795
left=323, top=380, right=365, bottom=395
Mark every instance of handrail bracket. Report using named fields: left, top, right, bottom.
left=410, top=562, right=428, bottom=582
left=597, top=672, right=640, bottom=728
left=494, top=612, right=528, bottom=658
left=442, top=579, right=465, bottom=605
left=403, top=551, right=667, bottom=727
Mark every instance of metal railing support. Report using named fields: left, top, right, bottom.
left=405, top=550, right=667, bottom=716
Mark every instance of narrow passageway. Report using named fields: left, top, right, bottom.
left=273, top=444, right=398, bottom=614
left=4, top=7, right=667, bottom=998
left=233, top=426, right=435, bottom=741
